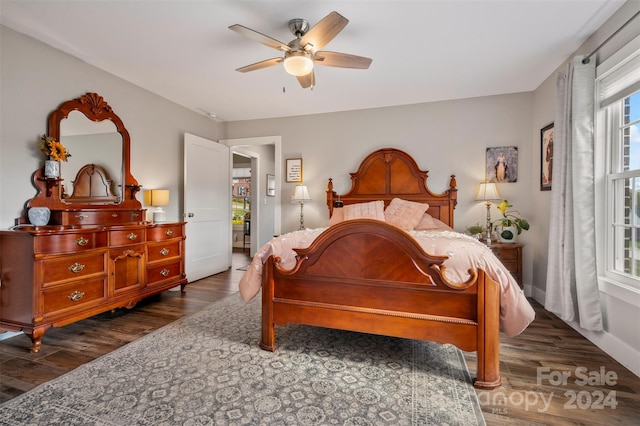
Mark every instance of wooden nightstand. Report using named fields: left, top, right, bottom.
left=489, top=242, right=523, bottom=288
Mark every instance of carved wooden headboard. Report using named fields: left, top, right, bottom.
left=65, top=164, right=118, bottom=203
left=326, top=148, right=458, bottom=227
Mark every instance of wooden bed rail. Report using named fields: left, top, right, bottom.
left=260, top=220, right=501, bottom=389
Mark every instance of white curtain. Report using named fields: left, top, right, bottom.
left=545, top=56, right=603, bottom=331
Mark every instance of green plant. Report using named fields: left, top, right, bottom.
left=467, top=224, right=485, bottom=235
left=493, top=200, right=530, bottom=236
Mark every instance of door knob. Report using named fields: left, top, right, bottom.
left=187, top=212, right=194, bottom=217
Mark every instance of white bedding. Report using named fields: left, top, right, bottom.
left=239, top=225, right=535, bottom=337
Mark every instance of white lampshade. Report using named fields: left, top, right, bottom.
left=291, top=185, right=311, bottom=202
left=475, top=181, right=500, bottom=202
left=283, top=52, right=314, bottom=76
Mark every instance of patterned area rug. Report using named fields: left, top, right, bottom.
left=0, top=293, right=485, bottom=425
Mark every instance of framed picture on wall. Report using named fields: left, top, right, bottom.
left=286, top=158, right=302, bottom=183
left=486, top=146, right=518, bottom=183
left=540, top=123, right=554, bottom=191
left=266, top=174, right=275, bottom=196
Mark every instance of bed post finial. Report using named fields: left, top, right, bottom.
left=327, top=178, right=334, bottom=217
left=449, top=175, right=457, bottom=189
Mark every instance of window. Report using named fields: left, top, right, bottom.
left=596, top=36, right=640, bottom=289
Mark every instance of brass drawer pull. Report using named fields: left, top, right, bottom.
left=75, top=214, right=87, bottom=221
left=76, top=237, right=89, bottom=246
left=67, top=290, right=84, bottom=302
left=132, top=213, right=139, bottom=218
left=68, top=262, right=85, bottom=273
left=160, top=248, right=169, bottom=256
left=127, top=233, right=137, bottom=240
left=160, top=268, right=170, bottom=277
left=164, top=229, right=174, bottom=236
left=112, top=213, right=119, bottom=218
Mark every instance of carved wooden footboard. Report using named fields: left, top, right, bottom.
left=260, top=219, right=502, bottom=389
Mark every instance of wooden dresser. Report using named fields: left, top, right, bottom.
left=0, top=222, right=186, bottom=352
left=489, top=242, right=523, bottom=288
left=0, top=92, right=188, bottom=352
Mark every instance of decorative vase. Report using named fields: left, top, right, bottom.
left=497, top=225, right=518, bottom=243
left=44, top=159, right=60, bottom=178
left=28, top=207, right=50, bottom=226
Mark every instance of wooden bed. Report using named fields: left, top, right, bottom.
left=260, top=148, right=502, bottom=389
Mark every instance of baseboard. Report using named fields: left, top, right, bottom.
left=531, top=289, right=640, bottom=378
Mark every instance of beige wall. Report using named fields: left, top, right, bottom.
left=0, top=26, right=220, bottom=227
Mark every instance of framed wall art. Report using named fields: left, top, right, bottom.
left=540, top=123, right=554, bottom=191
left=286, top=158, right=302, bottom=183
left=486, top=146, right=518, bottom=183
left=266, top=174, right=275, bottom=197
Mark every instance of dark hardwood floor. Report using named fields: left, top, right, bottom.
left=1, top=249, right=639, bottom=425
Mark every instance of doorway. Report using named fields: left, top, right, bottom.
left=221, top=136, right=282, bottom=257
left=232, top=153, right=252, bottom=252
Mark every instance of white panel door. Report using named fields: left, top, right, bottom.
left=184, top=133, right=231, bottom=281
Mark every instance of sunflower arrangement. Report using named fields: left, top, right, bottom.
left=40, top=134, right=71, bottom=161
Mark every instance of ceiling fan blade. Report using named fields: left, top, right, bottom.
left=296, top=71, right=315, bottom=89
left=229, top=24, right=291, bottom=52
left=236, top=58, right=283, bottom=73
left=313, top=51, right=372, bottom=69
left=300, top=11, right=348, bottom=53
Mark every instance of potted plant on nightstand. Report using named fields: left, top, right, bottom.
left=467, top=224, right=485, bottom=241
left=493, top=200, right=530, bottom=243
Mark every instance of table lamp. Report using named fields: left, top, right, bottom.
left=145, top=189, right=169, bottom=223
left=291, top=185, right=311, bottom=230
left=475, top=181, right=500, bottom=245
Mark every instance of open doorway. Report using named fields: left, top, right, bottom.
left=221, top=136, right=282, bottom=258
left=232, top=153, right=252, bottom=252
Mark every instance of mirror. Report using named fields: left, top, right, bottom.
left=59, top=111, right=123, bottom=202
left=43, top=92, right=141, bottom=210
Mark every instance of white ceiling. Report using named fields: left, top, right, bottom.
left=0, top=0, right=626, bottom=122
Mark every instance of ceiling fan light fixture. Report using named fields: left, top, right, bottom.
left=283, top=52, right=313, bottom=76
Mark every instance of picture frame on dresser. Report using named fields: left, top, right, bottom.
left=540, top=122, right=554, bottom=191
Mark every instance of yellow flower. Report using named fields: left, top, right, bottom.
left=40, top=134, right=71, bottom=162
left=497, top=200, right=511, bottom=217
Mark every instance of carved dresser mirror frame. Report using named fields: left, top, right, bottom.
left=26, top=92, right=142, bottom=215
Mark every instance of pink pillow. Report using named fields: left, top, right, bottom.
left=343, top=200, right=385, bottom=221
left=414, top=213, right=454, bottom=231
left=328, top=208, right=344, bottom=226
left=384, top=198, right=429, bottom=230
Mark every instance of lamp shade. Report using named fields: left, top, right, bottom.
left=145, top=189, right=170, bottom=207
left=475, top=181, right=500, bottom=202
left=283, top=52, right=314, bottom=76
left=291, top=185, right=311, bottom=202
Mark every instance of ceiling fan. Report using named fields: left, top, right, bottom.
left=229, top=11, right=372, bottom=89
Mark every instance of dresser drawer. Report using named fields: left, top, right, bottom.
left=110, top=228, right=146, bottom=246
left=147, top=240, right=182, bottom=262
left=34, top=231, right=108, bottom=254
left=493, top=248, right=519, bottom=261
left=43, top=277, right=107, bottom=316
left=147, top=224, right=184, bottom=242
left=54, top=210, right=144, bottom=226
left=147, top=261, right=182, bottom=285
left=489, top=243, right=523, bottom=288
left=41, top=251, right=108, bottom=286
